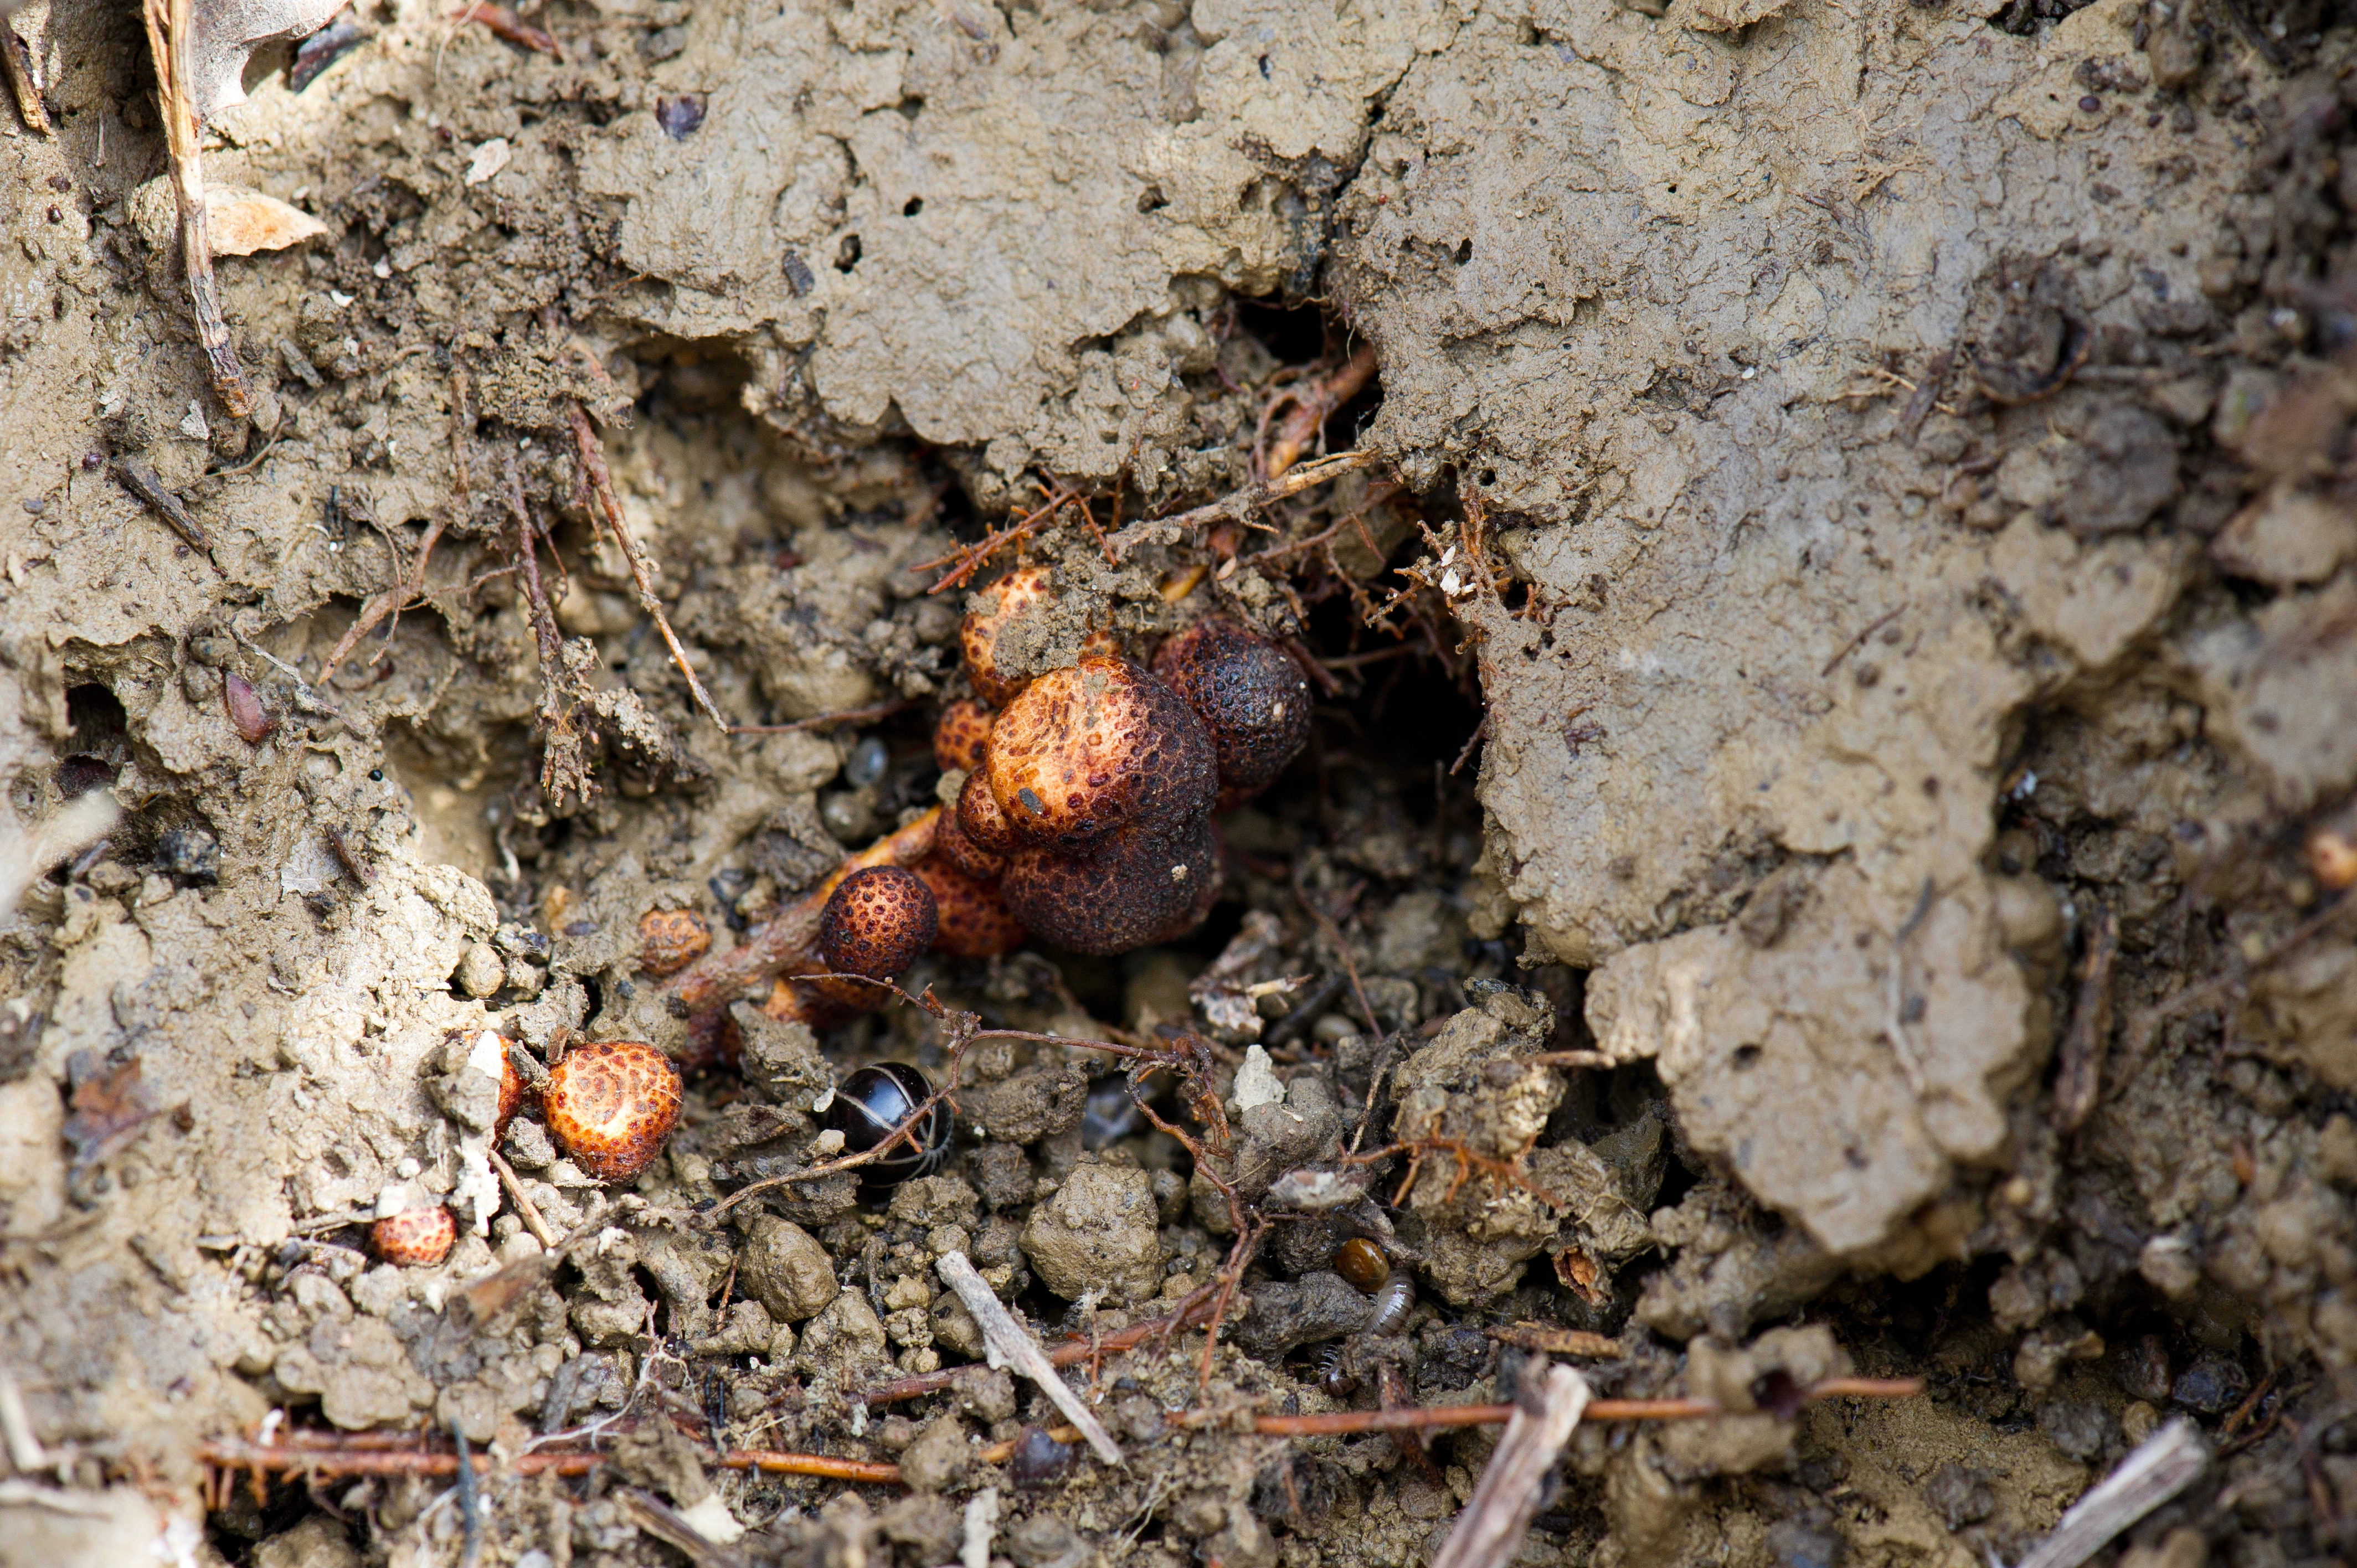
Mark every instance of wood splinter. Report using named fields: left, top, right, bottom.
left=934, top=1251, right=1124, bottom=1465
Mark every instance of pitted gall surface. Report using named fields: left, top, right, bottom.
left=932, top=699, right=997, bottom=773
left=370, top=1205, right=456, bottom=1267
left=1001, top=814, right=1218, bottom=956
left=1154, top=620, right=1313, bottom=806
left=637, top=906, right=712, bottom=977
left=960, top=566, right=1057, bottom=705
left=935, top=791, right=1007, bottom=880
left=915, top=857, right=1029, bottom=958
left=956, top=767, right=1022, bottom=859
left=817, top=865, right=940, bottom=980
left=986, top=657, right=1216, bottom=851
left=543, top=1039, right=684, bottom=1183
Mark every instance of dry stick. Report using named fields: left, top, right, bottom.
left=198, top=1438, right=900, bottom=1485
left=318, top=515, right=447, bottom=684
left=141, top=0, right=250, bottom=416
left=111, top=455, right=214, bottom=557
left=1105, top=449, right=1385, bottom=561
left=934, top=1252, right=1124, bottom=1464
left=565, top=402, right=731, bottom=733
left=1298, top=890, right=1393, bottom=1157
left=451, top=0, right=563, bottom=56
left=487, top=1148, right=557, bottom=1249
left=2054, top=904, right=2120, bottom=1133
left=861, top=1294, right=1222, bottom=1406
left=2014, top=1417, right=2208, bottom=1568
left=622, top=1489, right=751, bottom=1568
left=3, top=21, right=51, bottom=135
left=2121, top=893, right=2355, bottom=1064
left=1429, top=1365, right=1590, bottom=1568
left=1264, top=344, right=1381, bottom=481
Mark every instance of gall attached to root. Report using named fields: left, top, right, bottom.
left=955, top=768, right=1021, bottom=862
left=986, top=656, right=1217, bottom=851
left=1000, top=814, right=1219, bottom=956
left=1153, top=619, right=1313, bottom=807
left=637, top=906, right=712, bottom=977
left=932, top=699, right=996, bottom=773
left=915, top=857, right=1029, bottom=958
left=542, top=1039, right=683, bottom=1182
left=817, top=865, right=940, bottom=982
left=934, top=792, right=1008, bottom=881
left=372, top=1205, right=456, bottom=1267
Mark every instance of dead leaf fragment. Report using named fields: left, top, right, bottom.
left=61, top=1059, right=167, bottom=1173
left=1551, top=1245, right=1609, bottom=1307
left=208, top=187, right=329, bottom=254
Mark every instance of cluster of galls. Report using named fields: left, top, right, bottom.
left=756, top=566, right=1310, bottom=1028
left=372, top=1031, right=684, bottom=1267
left=938, top=565, right=1312, bottom=957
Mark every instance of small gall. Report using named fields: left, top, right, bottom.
left=542, top=1039, right=683, bottom=1182
left=915, top=856, right=1028, bottom=957
left=371, top=1205, right=456, bottom=1267
left=932, top=698, right=996, bottom=773
left=637, top=906, right=713, bottom=977
left=817, top=865, right=940, bottom=982
left=1152, top=620, right=1314, bottom=807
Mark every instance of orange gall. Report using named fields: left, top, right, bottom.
left=543, top=1039, right=683, bottom=1183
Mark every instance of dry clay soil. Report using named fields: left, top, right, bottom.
left=5, top=0, right=2357, bottom=1564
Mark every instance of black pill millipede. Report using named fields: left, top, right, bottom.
left=825, top=1061, right=953, bottom=1185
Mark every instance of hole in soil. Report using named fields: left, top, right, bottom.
left=835, top=233, right=863, bottom=272
left=903, top=195, right=923, bottom=216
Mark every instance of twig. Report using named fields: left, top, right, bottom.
left=859, top=1294, right=1222, bottom=1406
left=729, top=700, right=909, bottom=736
left=1485, top=1324, right=1620, bottom=1357
left=2121, top=894, right=2353, bottom=1064
left=487, top=1148, right=556, bottom=1249
left=1263, top=344, right=1380, bottom=480
left=566, top=402, right=730, bottom=733
left=224, top=623, right=354, bottom=726
left=451, top=1423, right=483, bottom=1568
left=1196, top=1376, right=1921, bottom=1437
left=1820, top=602, right=1908, bottom=678
left=2054, top=904, right=2119, bottom=1133
left=934, top=1252, right=1124, bottom=1464
left=1297, top=889, right=1392, bottom=1156
left=199, top=1437, right=900, bottom=1484
left=1429, top=1365, right=1589, bottom=1568
left=3, top=20, right=51, bottom=135
left=913, top=481, right=1076, bottom=595
left=111, top=456, right=215, bottom=558
left=140, top=0, right=251, bottom=415
left=622, top=1489, right=750, bottom=1568
left=451, top=0, right=562, bottom=56
left=1105, top=450, right=1385, bottom=561
left=2013, top=1417, right=2207, bottom=1568
left=1517, top=1051, right=1614, bottom=1070
left=0, top=1366, right=50, bottom=1471
left=319, top=516, right=447, bottom=684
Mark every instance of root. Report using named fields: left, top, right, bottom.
left=566, top=401, right=732, bottom=733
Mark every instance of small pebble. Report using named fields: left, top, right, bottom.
left=2078, top=95, right=2102, bottom=112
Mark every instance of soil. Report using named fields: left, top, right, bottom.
left=3, top=0, right=2357, bottom=1562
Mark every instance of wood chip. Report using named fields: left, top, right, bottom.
left=2014, top=1417, right=2207, bottom=1568
left=1485, top=1323, right=1621, bottom=1358
left=934, top=1251, right=1123, bottom=1465
left=1428, top=1363, right=1591, bottom=1568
